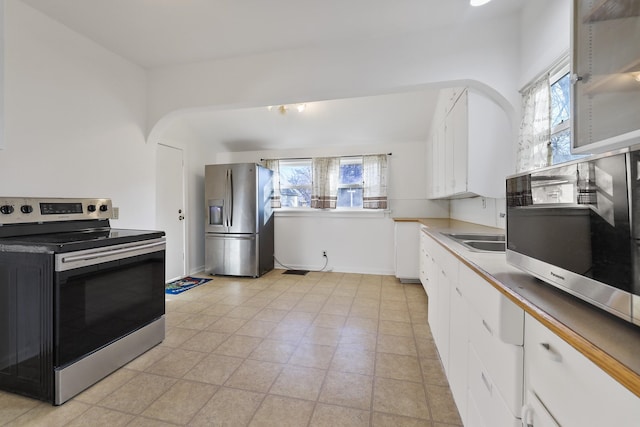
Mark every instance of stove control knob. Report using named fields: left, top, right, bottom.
left=0, top=205, right=14, bottom=215
left=20, top=205, right=33, bottom=214
left=99, top=205, right=109, bottom=212
left=87, top=204, right=96, bottom=212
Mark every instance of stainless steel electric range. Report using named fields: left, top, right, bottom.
left=0, top=197, right=166, bottom=405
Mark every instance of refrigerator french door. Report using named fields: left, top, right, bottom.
left=204, top=163, right=274, bottom=277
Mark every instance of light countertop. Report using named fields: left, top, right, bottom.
left=403, top=217, right=640, bottom=398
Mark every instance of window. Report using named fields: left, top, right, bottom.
left=268, top=155, right=387, bottom=210
left=278, top=159, right=311, bottom=207
left=518, top=60, right=585, bottom=172
left=337, top=157, right=363, bottom=208
left=549, top=66, right=583, bottom=165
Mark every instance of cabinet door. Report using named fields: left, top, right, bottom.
left=448, top=277, right=469, bottom=424
left=450, top=91, right=468, bottom=195
left=524, top=314, right=640, bottom=427
left=444, top=113, right=455, bottom=195
left=425, top=134, right=435, bottom=199
left=434, top=124, right=446, bottom=197
left=433, top=261, right=451, bottom=372
left=394, top=222, right=419, bottom=281
left=423, top=236, right=438, bottom=332
left=467, top=345, right=521, bottom=427
left=572, top=0, right=640, bottom=153
left=433, top=244, right=459, bottom=375
left=419, top=229, right=429, bottom=289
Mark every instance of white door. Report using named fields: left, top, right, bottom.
left=156, top=143, right=186, bottom=282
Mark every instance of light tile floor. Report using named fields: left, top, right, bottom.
left=0, top=270, right=462, bottom=427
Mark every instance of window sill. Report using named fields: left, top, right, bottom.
left=274, top=208, right=389, bottom=219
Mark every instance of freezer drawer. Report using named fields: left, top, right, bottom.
left=205, top=234, right=259, bottom=277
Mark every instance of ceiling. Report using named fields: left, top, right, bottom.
left=180, top=89, right=440, bottom=151
left=20, top=0, right=525, bottom=151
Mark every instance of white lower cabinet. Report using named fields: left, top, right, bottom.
left=419, top=230, right=640, bottom=427
left=434, top=245, right=456, bottom=374
left=420, top=229, right=523, bottom=426
left=448, top=275, right=469, bottom=423
left=425, top=239, right=456, bottom=376
left=461, top=265, right=523, bottom=417
left=523, top=314, right=640, bottom=427
left=394, top=221, right=420, bottom=282
left=418, top=228, right=429, bottom=288
left=461, top=263, right=523, bottom=426
left=467, top=345, right=521, bottom=427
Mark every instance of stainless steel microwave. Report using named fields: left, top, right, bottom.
left=506, top=146, right=640, bottom=326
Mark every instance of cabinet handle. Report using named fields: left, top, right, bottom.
left=482, top=319, right=493, bottom=335
left=441, top=269, right=446, bottom=277
left=455, top=287, right=462, bottom=297
left=481, top=372, right=492, bottom=395
left=540, top=343, right=562, bottom=362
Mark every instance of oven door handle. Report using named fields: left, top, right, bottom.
left=57, top=240, right=165, bottom=271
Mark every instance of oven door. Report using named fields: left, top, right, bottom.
left=54, top=238, right=166, bottom=368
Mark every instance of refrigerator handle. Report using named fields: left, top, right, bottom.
left=228, top=168, right=233, bottom=227
left=224, top=169, right=229, bottom=227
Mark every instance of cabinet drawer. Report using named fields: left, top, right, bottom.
left=467, top=345, right=521, bottom=427
left=460, top=264, right=523, bottom=345
left=468, top=308, right=523, bottom=416
left=521, top=390, right=559, bottom=427
left=524, top=314, right=640, bottom=427
left=466, top=392, right=485, bottom=427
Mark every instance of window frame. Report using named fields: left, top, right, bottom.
left=270, top=155, right=385, bottom=211
left=548, top=62, right=584, bottom=165
left=336, top=156, right=364, bottom=209
left=549, top=63, right=571, bottom=137
left=277, top=158, right=312, bottom=208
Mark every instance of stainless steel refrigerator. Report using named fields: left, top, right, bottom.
left=204, top=163, right=274, bottom=277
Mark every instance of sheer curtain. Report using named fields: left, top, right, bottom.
left=517, top=77, right=551, bottom=173
left=264, top=159, right=281, bottom=208
left=311, top=157, right=340, bottom=209
left=363, top=154, right=388, bottom=209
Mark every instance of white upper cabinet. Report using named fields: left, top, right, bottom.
left=571, top=0, right=640, bottom=154
left=426, top=87, right=513, bottom=199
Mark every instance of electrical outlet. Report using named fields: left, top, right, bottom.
left=112, top=207, right=119, bottom=219
left=322, top=251, right=327, bottom=257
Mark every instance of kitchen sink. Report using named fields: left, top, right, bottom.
left=444, top=233, right=505, bottom=242
left=460, top=240, right=505, bottom=252
left=443, top=232, right=506, bottom=253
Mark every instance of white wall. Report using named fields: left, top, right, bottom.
left=519, top=0, right=571, bottom=88
left=0, top=1, right=566, bottom=276
left=204, top=141, right=449, bottom=275
left=449, top=0, right=571, bottom=229
left=154, top=119, right=210, bottom=275
left=147, top=13, right=522, bottom=138
left=148, top=10, right=523, bottom=275
left=450, top=197, right=506, bottom=229
left=0, top=0, right=155, bottom=229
